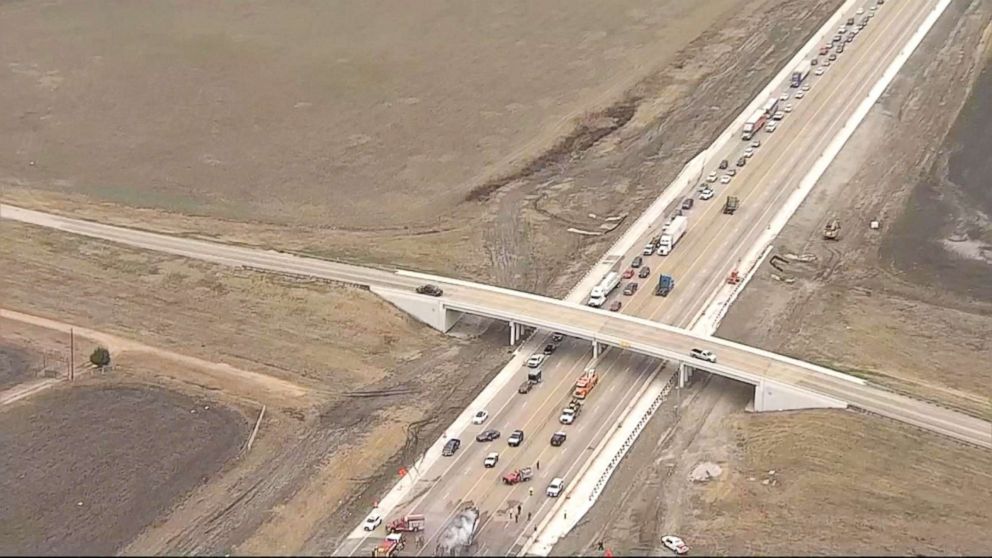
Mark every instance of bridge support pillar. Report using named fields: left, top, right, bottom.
left=677, top=363, right=693, bottom=388
left=509, top=321, right=518, bottom=346
left=592, top=341, right=600, bottom=359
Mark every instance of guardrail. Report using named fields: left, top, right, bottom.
left=588, top=372, right=678, bottom=501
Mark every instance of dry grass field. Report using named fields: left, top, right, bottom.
left=2, top=0, right=842, bottom=292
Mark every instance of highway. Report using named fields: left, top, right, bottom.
left=3, top=1, right=984, bottom=555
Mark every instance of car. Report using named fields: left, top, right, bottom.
left=726, top=168, right=736, bottom=177
left=483, top=452, right=499, bottom=468
left=833, top=34, right=842, bottom=43
left=819, top=46, right=829, bottom=56
left=846, top=33, right=854, bottom=43
left=526, top=354, right=545, bottom=368
left=609, top=300, right=622, bottom=312
left=508, top=429, right=524, bottom=447
left=795, top=91, right=805, bottom=100
left=543, top=344, right=557, bottom=356
left=699, top=188, right=715, bottom=201
left=720, top=175, right=732, bottom=185
left=815, top=67, right=826, bottom=76
left=829, top=53, right=837, bottom=61
left=624, top=269, right=637, bottom=280
left=472, top=410, right=489, bottom=424
left=877, top=0, right=885, bottom=4
left=823, top=59, right=831, bottom=67
left=476, top=429, right=501, bottom=443
left=630, top=256, right=643, bottom=268
left=681, top=197, right=694, bottom=210
left=662, top=535, right=689, bottom=555
left=750, top=140, right=761, bottom=149
left=623, top=282, right=638, bottom=296
left=363, top=511, right=383, bottom=531
left=546, top=478, right=565, bottom=497
left=838, top=26, right=847, bottom=34
left=442, top=438, right=461, bottom=456
left=743, top=147, right=754, bottom=158
left=801, top=83, right=811, bottom=92
left=689, top=348, right=717, bottom=363
left=772, top=110, right=785, bottom=121
left=706, top=171, right=718, bottom=183
left=736, top=157, right=746, bottom=167
left=784, top=103, right=793, bottom=113
left=719, top=159, right=729, bottom=169
left=837, top=45, right=845, bottom=54
left=550, top=431, right=567, bottom=447
left=415, top=284, right=443, bottom=297
left=870, top=5, right=877, bottom=11
left=518, top=381, right=533, bottom=394
left=847, top=16, right=855, bottom=25
left=638, top=266, right=651, bottom=279
left=779, top=93, right=789, bottom=101
left=766, top=122, right=778, bottom=133
left=810, top=58, right=817, bottom=66
left=857, top=7, right=864, bottom=15
left=852, top=26, right=860, bottom=36
left=552, top=333, right=564, bottom=343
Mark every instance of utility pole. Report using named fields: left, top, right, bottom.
left=69, top=328, right=74, bottom=382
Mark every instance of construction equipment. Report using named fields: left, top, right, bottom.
left=823, top=218, right=840, bottom=240
left=572, top=372, right=599, bottom=399
left=502, top=467, right=534, bottom=485
left=727, top=270, right=741, bottom=285
left=373, top=533, right=406, bottom=557
left=387, top=514, right=425, bottom=533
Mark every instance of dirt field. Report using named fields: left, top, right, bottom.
left=0, top=222, right=511, bottom=554
left=0, top=380, right=247, bottom=555
left=719, top=0, right=992, bottom=417
left=1, top=0, right=842, bottom=293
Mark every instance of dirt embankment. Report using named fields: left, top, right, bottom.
left=719, top=0, right=992, bottom=417
left=2, top=0, right=842, bottom=295
left=0, top=222, right=511, bottom=554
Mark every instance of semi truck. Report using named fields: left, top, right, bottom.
left=657, top=216, right=688, bottom=256
left=587, top=271, right=620, bottom=307
left=655, top=274, right=675, bottom=297
left=741, top=109, right=768, bottom=140
left=762, top=97, right=780, bottom=117
left=791, top=60, right=812, bottom=87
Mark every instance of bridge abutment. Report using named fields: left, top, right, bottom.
left=752, top=379, right=847, bottom=412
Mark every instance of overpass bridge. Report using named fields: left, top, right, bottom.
left=3, top=204, right=990, bottom=448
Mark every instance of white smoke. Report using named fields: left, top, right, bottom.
left=436, top=507, right=479, bottom=556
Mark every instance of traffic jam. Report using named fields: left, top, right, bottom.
left=368, top=2, right=886, bottom=556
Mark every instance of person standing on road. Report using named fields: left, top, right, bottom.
left=536, top=460, right=540, bottom=470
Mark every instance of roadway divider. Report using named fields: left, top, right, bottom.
left=692, top=0, right=953, bottom=339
